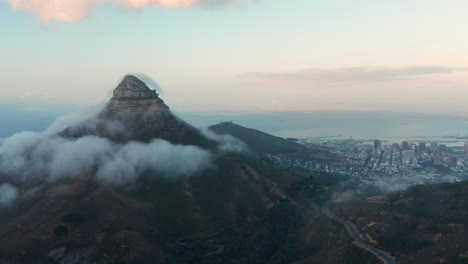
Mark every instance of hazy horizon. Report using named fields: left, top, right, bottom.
left=2, top=0, right=468, bottom=115
left=3, top=100, right=468, bottom=141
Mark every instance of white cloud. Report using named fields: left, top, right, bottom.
left=0, top=184, right=18, bottom=206
left=97, top=139, right=212, bottom=184
left=201, top=128, right=248, bottom=153
left=6, top=0, right=263, bottom=23
left=0, top=133, right=212, bottom=185
left=0, top=106, right=214, bottom=205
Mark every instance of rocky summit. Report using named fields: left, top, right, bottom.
left=61, top=75, right=214, bottom=147
left=112, top=75, right=162, bottom=99
left=103, top=75, right=169, bottom=112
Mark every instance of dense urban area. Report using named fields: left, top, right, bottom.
left=264, top=136, right=468, bottom=194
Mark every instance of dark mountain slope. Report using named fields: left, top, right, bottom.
left=331, top=180, right=468, bottom=264
left=0, top=153, right=300, bottom=264
left=0, top=76, right=315, bottom=264
left=209, top=122, right=340, bottom=164
left=209, top=121, right=305, bottom=155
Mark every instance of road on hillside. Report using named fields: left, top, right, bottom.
left=321, top=201, right=396, bottom=264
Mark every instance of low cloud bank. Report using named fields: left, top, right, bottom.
left=330, top=175, right=439, bottom=203
left=0, top=132, right=212, bottom=185
left=45, top=104, right=105, bottom=134
left=96, top=139, right=212, bottom=184
left=201, top=128, right=248, bottom=153
left=0, top=184, right=18, bottom=206
left=0, top=107, right=216, bottom=206
left=331, top=190, right=355, bottom=203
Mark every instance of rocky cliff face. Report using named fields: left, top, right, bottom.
left=62, top=75, right=214, bottom=147
left=111, top=75, right=163, bottom=100
left=102, top=75, right=168, bottom=113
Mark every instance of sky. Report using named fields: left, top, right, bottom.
left=1, top=0, right=468, bottom=115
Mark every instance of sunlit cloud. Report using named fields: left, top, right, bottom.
left=244, top=66, right=455, bottom=83
left=5, top=0, right=262, bottom=23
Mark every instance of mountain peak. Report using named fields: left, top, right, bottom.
left=61, top=75, right=214, bottom=147
left=113, top=75, right=159, bottom=99
left=122, top=74, right=142, bottom=83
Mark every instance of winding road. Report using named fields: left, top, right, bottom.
left=321, top=201, right=396, bottom=264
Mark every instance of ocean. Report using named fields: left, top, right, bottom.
left=2, top=106, right=468, bottom=146
left=181, top=111, right=468, bottom=145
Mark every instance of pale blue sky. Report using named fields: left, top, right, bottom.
left=1, top=0, right=468, bottom=114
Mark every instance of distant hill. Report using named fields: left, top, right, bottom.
left=209, top=122, right=341, bottom=164
left=209, top=121, right=306, bottom=155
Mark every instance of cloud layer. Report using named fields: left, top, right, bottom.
left=0, top=102, right=251, bottom=206
left=0, top=132, right=213, bottom=205
left=0, top=106, right=217, bottom=206
left=6, top=0, right=260, bottom=22
left=245, top=66, right=454, bottom=83
left=0, top=132, right=212, bottom=183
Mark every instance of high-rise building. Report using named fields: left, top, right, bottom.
left=447, top=155, right=458, bottom=167
left=374, top=139, right=382, bottom=150
left=402, top=150, right=416, bottom=161
left=402, top=141, right=410, bottom=150
left=439, top=144, right=447, bottom=152
left=419, top=143, right=426, bottom=152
